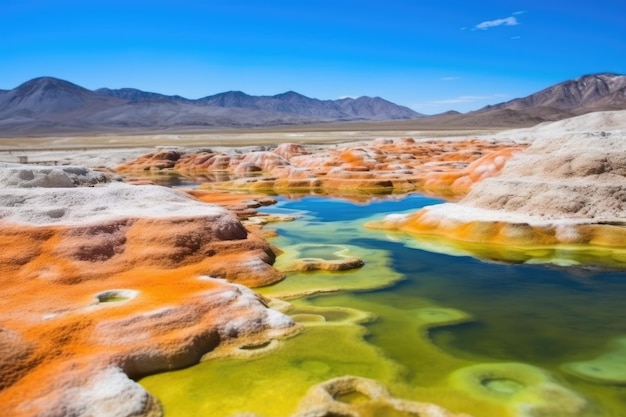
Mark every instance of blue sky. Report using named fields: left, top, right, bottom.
left=2, top=0, right=625, bottom=114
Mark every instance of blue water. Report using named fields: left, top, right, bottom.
left=265, top=194, right=626, bottom=373
left=262, top=193, right=444, bottom=222
left=143, top=192, right=626, bottom=416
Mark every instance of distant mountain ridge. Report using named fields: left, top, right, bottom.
left=0, top=73, right=625, bottom=134
left=0, top=77, right=421, bottom=133
left=0, top=77, right=122, bottom=116
left=98, top=87, right=419, bottom=119
left=482, top=73, right=626, bottom=113
left=94, top=87, right=191, bottom=104
left=421, top=73, right=626, bottom=128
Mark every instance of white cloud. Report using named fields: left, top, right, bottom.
left=513, top=11, right=527, bottom=15
left=474, top=16, right=519, bottom=30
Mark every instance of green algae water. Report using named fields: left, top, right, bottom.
left=141, top=194, right=626, bottom=417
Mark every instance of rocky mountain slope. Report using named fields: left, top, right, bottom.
left=194, top=90, right=419, bottom=119
left=0, top=77, right=420, bottom=134
left=0, top=77, right=123, bottom=118
left=420, top=73, right=626, bottom=128
left=487, top=73, right=626, bottom=112
left=1, top=73, right=625, bottom=134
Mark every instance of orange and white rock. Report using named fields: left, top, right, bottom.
left=117, top=138, right=525, bottom=198
left=0, top=163, right=296, bottom=417
left=368, top=112, right=626, bottom=266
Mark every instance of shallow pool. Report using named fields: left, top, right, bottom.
left=141, top=194, right=626, bottom=417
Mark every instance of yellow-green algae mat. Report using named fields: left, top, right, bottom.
left=563, top=337, right=626, bottom=385
left=140, top=206, right=608, bottom=417
left=140, top=296, right=593, bottom=417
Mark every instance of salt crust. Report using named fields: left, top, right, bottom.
left=495, top=110, right=626, bottom=143
left=0, top=162, right=229, bottom=227
left=0, top=180, right=227, bottom=226
left=62, top=367, right=161, bottom=417
left=422, top=112, right=626, bottom=225
left=411, top=203, right=619, bottom=228
left=0, top=162, right=107, bottom=188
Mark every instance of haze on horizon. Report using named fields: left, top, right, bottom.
left=2, top=0, right=625, bottom=115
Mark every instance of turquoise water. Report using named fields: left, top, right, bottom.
left=142, top=194, right=626, bottom=417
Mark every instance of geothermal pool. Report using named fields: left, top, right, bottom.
left=141, top=194, right=626, bottom=417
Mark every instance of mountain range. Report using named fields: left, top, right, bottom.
left=424, top=73, right=626, bottom=128
left=0, top=73, right=624, bottom=134
left=0, top=77, right=420, bottom=134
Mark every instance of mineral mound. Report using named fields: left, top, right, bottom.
left=0, top=163, right=296, bottom=417
left=117, top=138, right=526, bottom=198
left=368, top=111, right=626, bottom=267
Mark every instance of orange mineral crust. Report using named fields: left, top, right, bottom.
left=116, top=139, right=526, bottom=198
left=374, top=206, right=626, bottom=247
left=0, top=216, right=282, bottom=287
left=184, top=189, right=277, bottom=220
left=366, top=205, right=626, bottom=268
left=0, top=270, right=295, bottom=417
left=366, top=131, right=626, bottom=268
left=0, top=175, right=296, bottom=417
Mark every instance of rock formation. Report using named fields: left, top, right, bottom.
left=117, top=138, right=525, bottom=198
left=293, top=376, right=472, bottom=417
left=0, top=163, right=296, bottom=417
left=367, top=111, right=626, bottom=268
left=277, top=243, right=365, bottom=272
